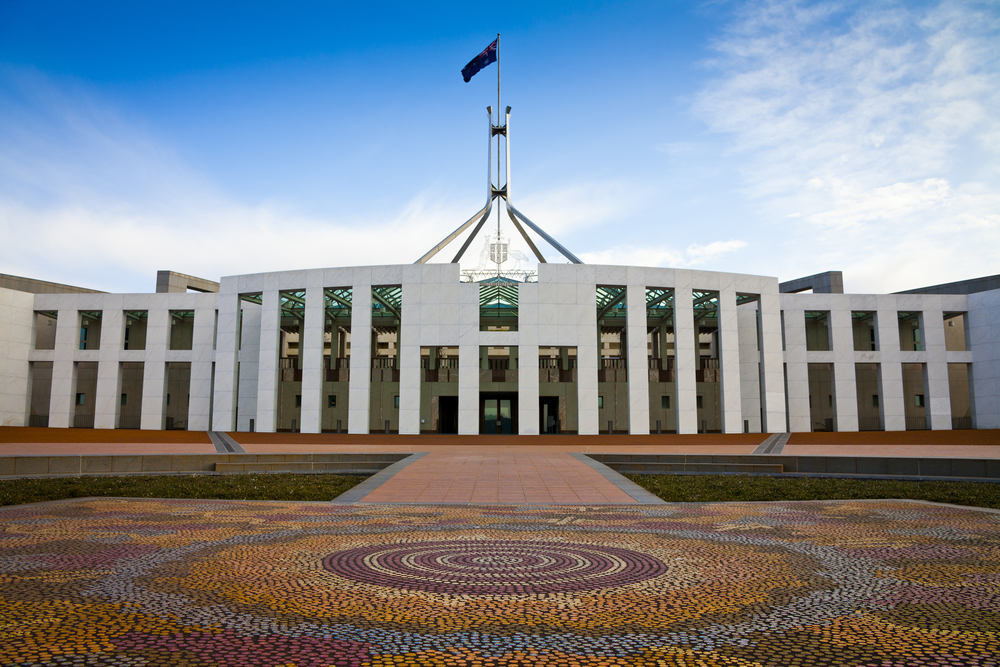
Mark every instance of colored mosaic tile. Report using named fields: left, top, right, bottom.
left=1, top=498, right=998, bottom=666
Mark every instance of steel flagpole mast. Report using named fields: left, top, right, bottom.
left=495, top=32, right=501, bottom=277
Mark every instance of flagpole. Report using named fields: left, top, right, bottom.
left=496, top=32, right=501, bottom=277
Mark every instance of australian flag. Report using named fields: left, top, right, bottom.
left=462, top=38, right=498, bottom=82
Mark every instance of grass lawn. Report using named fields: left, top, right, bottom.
left=627, top=473, right=1000, bottom=510
left=0, top=473, right=367, bottom=507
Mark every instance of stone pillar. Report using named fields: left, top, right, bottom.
left=626, top=285, right=649, bottom=434
left=759, top=286, right=787, bottom=433
left=398, top=282, right=420, bottom=435
left=458, top=282, right=480, bottom=435
left=782, top=306, right=809, bottom=432
left=348, top=285, right=373, bottom=434
left=922, top=307, right=951, bottom=430
left=718, top=288, right=743, bottom=433
left=255, top=291, right=280, bottom=432
left=830, top=301, right=859, bottom=432
left=94, top=301, right=123, bottom=429
left=236, top=303, right=260, bottom=432
left=737, top=302, right=762, bottom=433
left=140, top=308, right=169, bottom=430
left=674, top=286, right=697, bottom=434
left=212, top=290, right=241, bottom=432
left=48, top=309, right=79, bottom=428
left=188, top=306, right=216, bottom=432
left=875, top=305, right=905, bottom=431
left=298, top=286, right=325, bottom=433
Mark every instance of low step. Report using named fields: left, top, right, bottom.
left=215, top=462, right=392, bottom=473
left=604, top=462, right=784, bottom=474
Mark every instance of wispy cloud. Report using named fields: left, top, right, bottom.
left=694, top=0, right=1000, bottom=291
left=580, top=238, right=747, bottom=268
left=0, top=69, right=486, bottom=291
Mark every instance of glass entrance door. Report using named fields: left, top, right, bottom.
left=482, top=395, right=516, bottom=434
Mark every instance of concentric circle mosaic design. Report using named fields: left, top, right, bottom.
left=2, top=498, right=999, bottom=666
left=323, top=539, right=668, bottom=594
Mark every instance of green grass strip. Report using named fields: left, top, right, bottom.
left=0, top=473, right=367, bottom=507
left=626, top=473, right=1000, bottom=510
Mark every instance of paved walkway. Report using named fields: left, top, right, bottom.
left=358, top=450, right=637, bottom=504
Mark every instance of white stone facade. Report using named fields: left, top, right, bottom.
left=0, top=263, right=995, bottom=434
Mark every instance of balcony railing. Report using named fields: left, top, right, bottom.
left=905, top=416, right=928, bottom=431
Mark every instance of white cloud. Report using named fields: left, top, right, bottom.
left=0, top=69, right=492, bottom=291
left=694, top=0, right=1000, bottom=291
left=580, top=238, right=747, bottom=268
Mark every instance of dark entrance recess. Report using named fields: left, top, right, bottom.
left=438, top=396, right=459, bottom=434
left=481, top=392, right=518, bottom=434
left=539, top=396, right=560, bottom=434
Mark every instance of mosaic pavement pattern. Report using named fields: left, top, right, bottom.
left=1, top=499, right=999, bottom=666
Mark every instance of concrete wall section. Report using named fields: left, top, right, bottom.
left=969, top=288, right=1000, bottom=428
left=0, top=287, right=34, bottom=426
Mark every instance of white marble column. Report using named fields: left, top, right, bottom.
left=0, top=288, right=33, bottom=427
left=255, top=290, right=281, bottom=433
left=968, top=289, right=1000, bottom=429
left=875, top=304, right=905, bottom=431
left=759, top=288, right=787, bottom=433
left=626, top=284, right=650, bottom=434
left=398, top=282, right=421, bottom=435
left=212, top=290, right=241, bottom=432
left=674, top=285, right=697, bottom=434
left=236, top=303, right=260, bottom=431
left=48, top=309, right=79, bottom=428
left=782, top=306, right=810, bottom=432
left=140, top=308, right=169, bottom=430
left=518, top=283, right=539, bottom=435
left=300, top=286, right=325, bottom=433
left=348, top=283, right=373, bottom=434
left=188, top=306, right=217, bottom=432
left=737, top=302, right=762, bottom=433
left=94, top=301, right=123, bottom=429
left=830, top=301, right=859, bottom=432
left=718, top=288, right=743, bottom=433
left=457, top=283, right=480, bottom=435
left=922, top=306, right=951, bottom=430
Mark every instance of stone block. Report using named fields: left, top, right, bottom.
left=112, top=456, right=143, bottom=473
left=885, top=458, right=919, bottom=476
left=950, top=459, right=986, bottom=479
left=82, top=457, right=113, bottom=474
left=48, top=457, right=82, bottom=474
left=141, top=456, right=173, bottom=472
left=15, top=457, right=49, bottom=475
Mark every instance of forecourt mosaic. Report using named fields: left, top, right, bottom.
left=1, top=499, right=999, bottom=666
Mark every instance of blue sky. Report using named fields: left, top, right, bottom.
left=1, top=0, right=997, bottom=294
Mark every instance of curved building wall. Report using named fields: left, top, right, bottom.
left=1, top=264, right=996, bottom=434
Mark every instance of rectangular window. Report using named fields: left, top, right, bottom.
left=121, top=393, right=127, bottom=406
left=76, top=393, right=85, bottom=405
left=328, top=395, right=336, bottom=408
left=696, top=395, right=703, bottom=409
left=394, top=395, right=400, bottom=408
left=915, top=394, right=925, bottom=408
left=295, top=395, right=302, bottom=408
left=598, top=396, right=604, bottom=409
left=166, top=394, right=170, bottom=406
left=79, top=327, right=88, bottom=350
left=829, top=395, right=833, bottom=407
left=661, top=396, right=670, bottom=409
left=872, top=395, right=879, bottom=407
